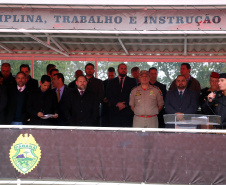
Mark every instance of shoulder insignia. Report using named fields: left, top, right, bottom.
left=152, top=85, right=163, bottom=96
left=9, top=134, right=41, bottom=174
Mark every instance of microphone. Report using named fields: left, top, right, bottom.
left=208, top=90, right=217, bottom=100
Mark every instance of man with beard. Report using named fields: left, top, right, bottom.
left=20, top=64, right=38, bottom=91
left=165, top=75, right=198, bottom=115
left=107, top=63, right=137, bottom=127
left=66, top=75, right=99, bottom=126
left=6, top=72, right=29, bottom=125
left=169, top=63, right=201, bottom=95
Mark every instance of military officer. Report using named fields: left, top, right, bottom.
left=129, top=70, right=164, bottom=128
left=203, top=73, right=226, bottom=128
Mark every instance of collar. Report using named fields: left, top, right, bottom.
left=17, top=85, right=26, bottom=92
left=56, top=85, right=64, bottom=93
left=178, top=88, right=186, bottom=94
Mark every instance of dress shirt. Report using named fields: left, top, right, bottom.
left=17, top=85, right=26, bottom=92
left=56, top=85, right=64, bottom=101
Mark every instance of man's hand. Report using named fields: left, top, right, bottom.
left=207, top=92, right=216, bottom=103
left=37, top=112, right=44, bottom=118
left=175, top=112, right=184, bottom=121
left=52, top=113, right=58, bottom=119
left=116, top=102, right=126, bottom=111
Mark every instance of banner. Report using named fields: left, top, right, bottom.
left=0, top=9, right=224, bottom=31
left=1, top=128, right=226, bottom=184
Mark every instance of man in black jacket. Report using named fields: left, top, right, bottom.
left=66, top=75, right=99, bottom=126
left=149, top=67, right=167, bottom=128
left=6, top=72, right=29, bottom=125
left=27, top=75, right=58, bottom=125
left=107, top=63, right=137, bottom=127
left=203, top=73, right=226, bottom=128
left=0, top=63, right=16, bottom=87
left=20, top=64, right=38, bottom=92
left=52, top=73, right=72, bottom=126
left=0, top=84, right=7, bottom=124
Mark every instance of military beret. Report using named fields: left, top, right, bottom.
left=210, top=72, right=219, bottom=78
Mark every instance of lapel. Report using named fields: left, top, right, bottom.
left=174, top=89, right=181, bottom=103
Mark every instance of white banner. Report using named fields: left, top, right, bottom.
left=0, top=9, right=224, bottom=31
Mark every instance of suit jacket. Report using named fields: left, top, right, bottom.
left=52, top=85, right=72, bottom=126
left=68, top=80, right=76, bottom=88
left=165, top=88, right=198, bottom=114
left=149, top=81, right=167, bottom=100
left=0, top=72, right=16, bottom=87
left=0, top=85, right=7, bottom=124
left=107, top=76, right=137, bottom=108
left=26, top=76, right=38, bottom=91
left=86, top=76, right=104, bottom=103
left=169, top=76, right=201, bottom=95
left=65, top=88, right=99, bottom=126
left=27, top=88, right=58, bottom=125
left=106, top=76, right=137, bottom=127
left=6, top=85, right=29, bottom=124
left=202, top=91, right=226, bottom=127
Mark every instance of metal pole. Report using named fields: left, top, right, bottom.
left=31, top=55, right=34, bottom=78
left=95, top=56, right=97, bottom=78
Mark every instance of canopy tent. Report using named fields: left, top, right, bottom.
left=0, top=3, right=225, bottom=64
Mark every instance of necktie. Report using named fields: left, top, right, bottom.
left=57, top=89, right=60, bottom=102
left=19, top=88, right=22, bottom=92
left=80, top=90, right=84, bottom=96
left=120, top=78, right=123, bottom=92
left=180, top=91, right=183, bottom=100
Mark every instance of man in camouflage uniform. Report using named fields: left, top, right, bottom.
left=129, top=70, right=164, bottom=128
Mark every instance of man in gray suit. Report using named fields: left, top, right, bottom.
left=165, top=75, right=198, bottom=115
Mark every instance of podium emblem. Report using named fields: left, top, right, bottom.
left=9, top=134, right=41, bottom=174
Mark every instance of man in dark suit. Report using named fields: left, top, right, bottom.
left=0, top=84, right=7, bottom=124
left=149, top=67, right=167, bottom=128
left=0, top=63, right=16, bottom=87
left=66, top=75, right=99, bottom=126
left=107, top=63, right=137, bottom=127
left=27, top=75, right=58, bottom=125
left=68, top=69, right=84, bottom=88
left=165, top=75, right=198, bottom=115
left=85, top=63, right=104, bottom=103
left=169, top=63, right=201, bottom=95
left=52, top=73, right=71, bottom=126
left=20, top=64, right=38, bottom=92
left=102, top=67, right=116, bottom=127
left=6, top=72, right=29, bottom=125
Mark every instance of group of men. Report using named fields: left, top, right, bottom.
left=0, top=62, right=226, bottom=128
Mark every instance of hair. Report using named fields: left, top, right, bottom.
left=181, top=63, right=191, bottom=70
left=149, top=67, right=158, bottom=72
left=50, top=68, right=59, bottom=75
left=0, top=73, right=3, bottom=78
left=46, top=64, right=56, bottom=73
left=41, top=75, right=51, bottom=83
left=20, top=64, right=30, bottom=71
left=107, top=67, right=115, bottom=73
left=76, top=75, right=87, bottom=81
left=176, top=75, right=186, bottom=80
left=85, top=63, right=94, bottom=69
left=131, top=67, right=140, bottom=73
left=1, top=63, right=11, bottom=68
left=16, top=71, right=26, bottom=78
left=118, top=63, right=126, bottom=69
left=54, top=73, right=65, bottom=83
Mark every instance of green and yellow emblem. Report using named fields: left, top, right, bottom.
left=9, top=133, right=41, bottom=174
